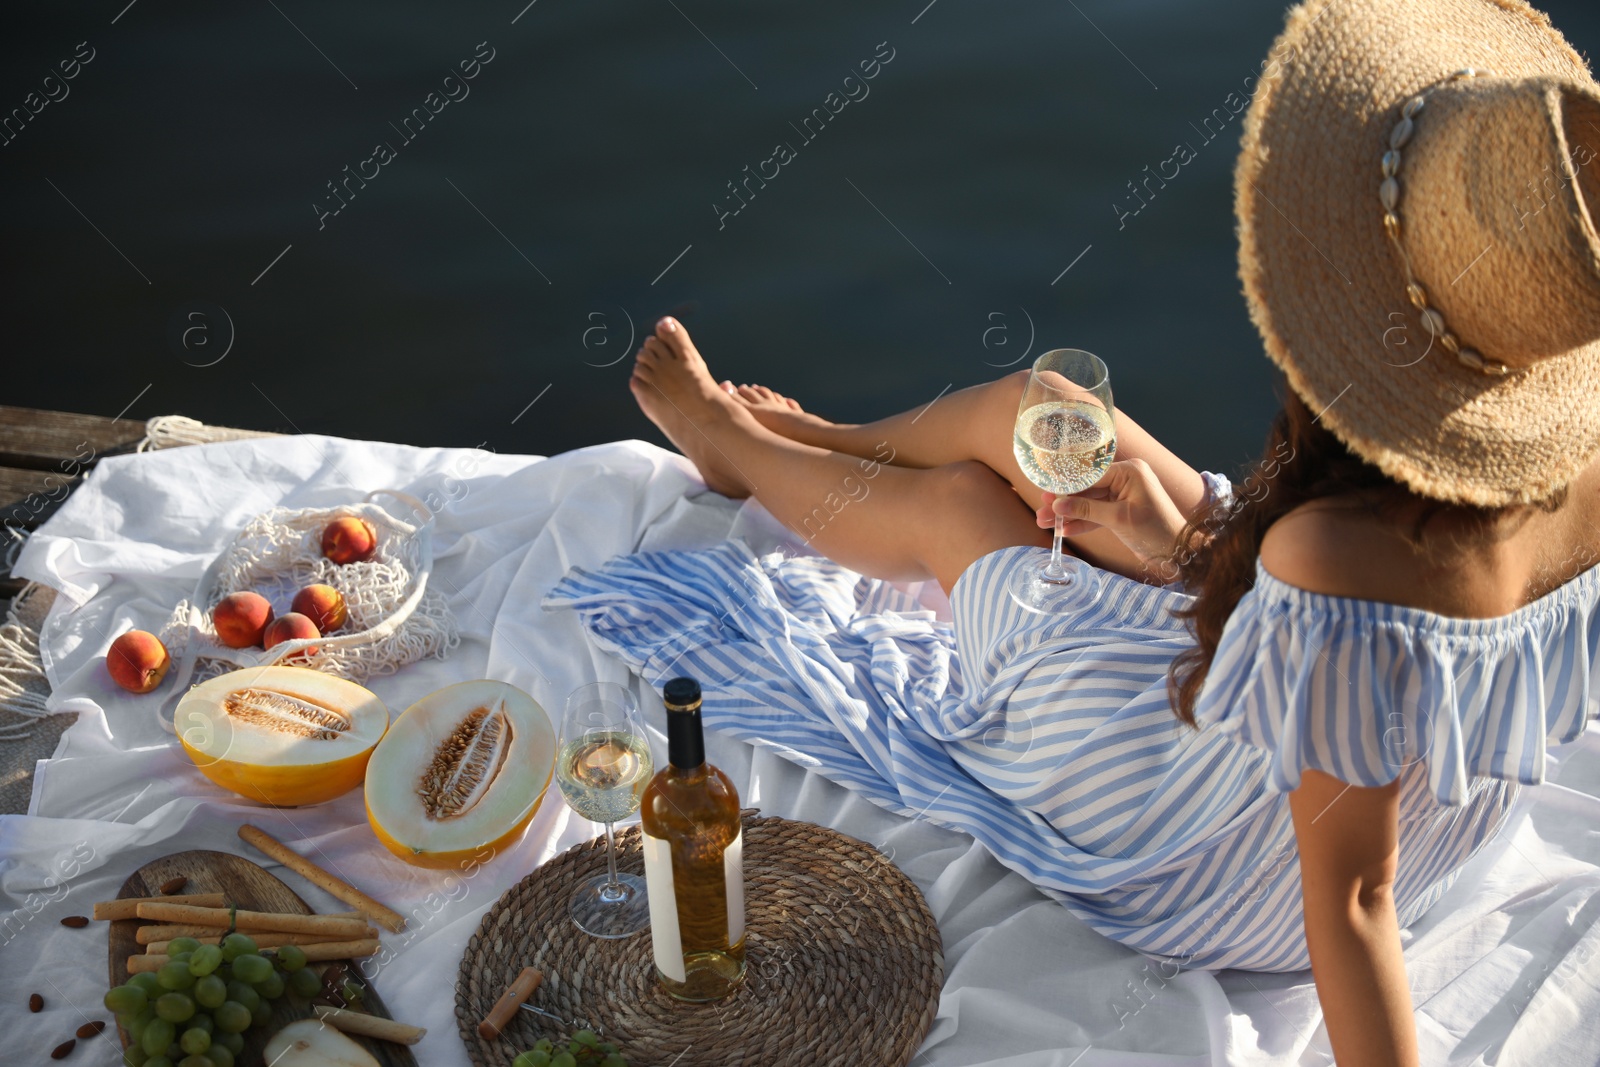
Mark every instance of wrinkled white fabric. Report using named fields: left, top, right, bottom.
left=1, top=435, right=1597, bottom=1065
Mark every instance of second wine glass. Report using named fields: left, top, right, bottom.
left=556, top=682, right=655, bottom=938
left=1009, top=348, right=1116, bottom=614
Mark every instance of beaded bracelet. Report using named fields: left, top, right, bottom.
left=1380, top=68, right=1511, bottom=376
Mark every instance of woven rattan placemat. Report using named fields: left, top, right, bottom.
left=455, top=811, right=943, bottom=1066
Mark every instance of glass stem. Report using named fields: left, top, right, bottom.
left=601, top=821, right=622, bottom=899
left=1044, top=512, right=1068, bottom=581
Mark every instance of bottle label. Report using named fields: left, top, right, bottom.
left=724, top=828, right=745, bottom=945
left=642, top=831, right=686, bottom=983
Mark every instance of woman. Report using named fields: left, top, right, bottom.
left=549, top=1, right=1600, bottom=1062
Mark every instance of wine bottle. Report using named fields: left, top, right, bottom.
left=640, top=677, right=746, bottom=1001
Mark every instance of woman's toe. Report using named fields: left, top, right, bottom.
left=654, top=316, right=701, bottom=363
left=785, top=397, right=802, bottom=411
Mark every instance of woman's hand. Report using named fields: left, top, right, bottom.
left=1036, top=458, right=1189, bottom=570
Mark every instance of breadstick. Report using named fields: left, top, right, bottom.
left=130, top=938, right=378, bottom=973
left=238, top=825, right=407, bottom=933
left=269, top=938, right=379, bottom=963
left=93, top=893, right=226, bottom=921
left=134, top=903, right=369, bottom=939
left=147, top=927, right=378, bottom=954
left=478, top=967, right=543, bottom=1040
left=313, top=1006, right=426, bottom=1044
left=134, top=914, right=364, bottom=945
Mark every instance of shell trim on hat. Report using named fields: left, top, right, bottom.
left=1234, top=0, right=1600, bottom=507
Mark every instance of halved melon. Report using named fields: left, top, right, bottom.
left=364, top=680, right=556, bottom=869
left=175, top=666, right=389, bottom=807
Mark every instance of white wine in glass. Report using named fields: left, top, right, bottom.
left=1009, top=349, right=1115, bottom=613
left=557, top=682, right=654, bottom=938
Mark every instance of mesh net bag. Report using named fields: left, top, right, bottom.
left=156, top=490, right=458, bottom=729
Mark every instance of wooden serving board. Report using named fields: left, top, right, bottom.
left=109, top=849, right=417, bottom=1067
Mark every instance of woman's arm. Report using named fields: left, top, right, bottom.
left=1289, top=769, right=1417, bottom=1067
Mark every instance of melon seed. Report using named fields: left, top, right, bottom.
left=51, top=1038, right=75, bottom=1059
left=76, top=1021, right=105, bottom=1038
left=417, top=702, right=512, bottom=820
left=158, top=876, right=188, bottom=895
left=28, top=992, right=43, bottom=1012
left=223, top=687, right=352, bottom=740
left=59, top=915, right=89, bottom=928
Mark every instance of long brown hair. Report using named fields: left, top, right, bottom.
left=1165, top=386, right=1564, bottom=725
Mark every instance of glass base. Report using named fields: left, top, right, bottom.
left=570, top=872, right=650, bottom=939
left=1007, top=553, right=1102, bottom=615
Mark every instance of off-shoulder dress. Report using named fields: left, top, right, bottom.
left=546, top=513, right=1598, bottom=971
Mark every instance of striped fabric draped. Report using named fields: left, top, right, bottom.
left=545, top=540, right=1596, bottom=972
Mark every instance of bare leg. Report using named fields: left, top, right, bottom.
left=734, top=373, right=1209, bottom=515
left=731, top=373, right=1209, bottom=578
left=631, top=320, right=1048, bottom=593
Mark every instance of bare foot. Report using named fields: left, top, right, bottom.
left=722, top=381, right=837, bottom=441
left=629, top=318, right=756, bottom=498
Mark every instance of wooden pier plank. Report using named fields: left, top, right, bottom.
left=0, top=466, right=82, bottom=531
left=0, top=405, right=145, bottom=472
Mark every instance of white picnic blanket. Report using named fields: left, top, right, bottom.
left=3, top=435, right=1599, bottom=1066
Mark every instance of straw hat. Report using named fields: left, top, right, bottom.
left=1236, top=0, right=1600, bottom=506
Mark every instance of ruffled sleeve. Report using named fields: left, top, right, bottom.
left=1192, top=559, right=1600, bottom=806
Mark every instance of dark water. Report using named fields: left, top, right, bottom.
left=6, top=1, right=1598, bottom=475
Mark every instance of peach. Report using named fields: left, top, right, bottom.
left=107, top=630, right=170, bottom=694
left=291, top=584, right=347, bottom=633
left=321, top=516, right=378, bottom=565
left=263, top=613, right=322, bottom=660
left=212, top=591, right=275, bottom=649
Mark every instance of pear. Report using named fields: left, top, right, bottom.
left=263, top=1019, right=381, bottom=1067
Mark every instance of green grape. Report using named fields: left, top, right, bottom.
left=273, top=944, right=307, bottom=972
left=169, top=952, right=193, bottom=966
left=179, top=1026, right=212, bottom=1054
left=251, top=999, right=273, bottom=1028
left=512, top=1054, right=540, bottom=1067
left=287, top=967, right=322, bottom=999
left=572, top=1029, right=599, bottom=1047
left=122, top=1045, right=150, bottom=1067
left=141, top=1018, right=176, bottom=1057
left=600, top=1056, right=626, bottom=1067
left=219, top=934, right=257, bottom=961
left=155, top=992, right=196, bottom=1023
left=188, top=944, right=224, bottom=976
left=157, top=961, right=195, bottom=991
left=144, top=1059, right=174, bottom=1067
left=550, top=1052, right=577, bottom=1067
left=177, top=1057, right=216, bottom=1067
left=599, top=1043, right=618, bottom=1055
left=534, top=1039, right=554, bottom=1054
left=229, top=953, right=272, bottom=985
left=206, top=1046, right=234, bottom=1067
left=127, top=1007, right=156, bottom=1043
left=190, top=1013, right=215, bottom=1036
left=167, top=937, right=202, bottom=957
left=254, top=970, right=285, bottom=1000
left=193, top=974, right=228, bottom=1010
left=105, top=983, right=149, bottom=1015
left=166, top=1045, right=183, bottom=1062
left=224, top=982, right=260, bottom=1013
left=212, top=1001, right=251, bottom=1035
left=215, top=1031, right=244, bottom=1057
left=129, top=973, right=164, bottom=999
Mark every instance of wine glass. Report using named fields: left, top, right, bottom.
left=557, top=682, right=655, bottom=938
left=1009, top=348, right=1116, bottom=614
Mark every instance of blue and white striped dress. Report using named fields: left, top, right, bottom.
left=545, top=534, right=1600, bottom=972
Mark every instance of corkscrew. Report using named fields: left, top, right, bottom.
left=519, top=1000, right=605, bottom=1036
